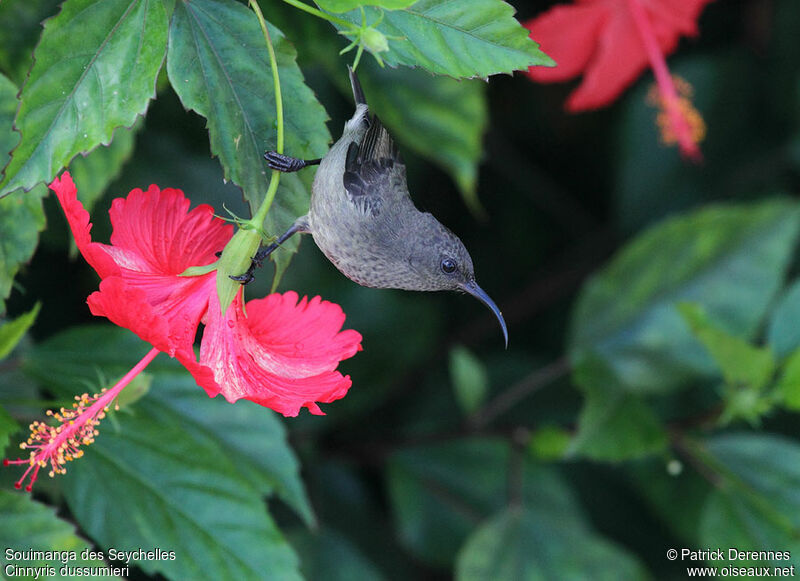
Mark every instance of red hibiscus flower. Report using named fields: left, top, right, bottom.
left=201, top=290, right=361, bottom=416
left=526, top=0, right=712, bottom=161
left=52, top=172, right=230, bottom=380
left=6, top=172, right=362, bottom=490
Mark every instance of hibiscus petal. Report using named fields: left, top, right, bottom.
left=565, top=3, right=652, bottom=111
left=49, top=172, right=120, bottom=278
left=244, top=292, right=363, bottom=377
left=199, top=291, right=363, bottom=417
left=649, top=0, right=713, bottom=36
left=108, top=186, right=232, bottom=274
left=88, top=271, right=216, bottom=357
left=87, top=277, right=176, bottom=354
left=87, top=276, right=220, bottom=393
left=525, top=0, right=714, bottom=112
left=51, top=171, right=233, bottom=356
left=525, top=3, right=610, bottom=83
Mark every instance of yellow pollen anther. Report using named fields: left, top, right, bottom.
left=647, top=76, right=706, bottom=148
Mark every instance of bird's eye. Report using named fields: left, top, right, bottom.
left=441, top=258, right=457, bottom=274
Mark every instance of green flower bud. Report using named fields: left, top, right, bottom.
left=362, top=27, right=389, bottom=54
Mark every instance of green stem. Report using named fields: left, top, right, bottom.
left=279, top=0, right=353, bottom=28
left=248, top=0, right=284, bottom=226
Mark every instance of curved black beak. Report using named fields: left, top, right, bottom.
left=461, top=280, right=508, bottom=348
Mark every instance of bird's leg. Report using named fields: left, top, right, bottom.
left=230, top=219, right=308, bottom=284
left=264, top=151, right=321, bottom=173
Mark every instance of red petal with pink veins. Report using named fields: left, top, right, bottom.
left=50, top=172, right=233, bottom=356
left=49, top=172, right=120, bottom=278
left=107, top=186, right=230, bottom=275
left=87, top=276, right=221, bottom=398
left=525, top=0, right=715, bottom=111
left=87, top=277, right=176, bottom=355
left=566, top=2, right=652, bottom=111
left=199, top=291, right=363, bottom=417
left=525, top=3, right=610, bottom=83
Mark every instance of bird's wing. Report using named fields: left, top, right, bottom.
left=342, top=115, right=407, bottom=216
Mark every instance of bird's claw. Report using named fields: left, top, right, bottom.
left=230, top=270, right=255, bottom=284
left=265, top=151, right=306, bottom=173
left=230, top=251, right=267, bottom=285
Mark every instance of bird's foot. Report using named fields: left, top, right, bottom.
left=264, top=151, right=321, bottom=173
left=229, top=243, right=274, bottom=284
left=230, top=270, right=255, bottom=284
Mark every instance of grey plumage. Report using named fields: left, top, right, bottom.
left=257, top=67, right=507, bottom=346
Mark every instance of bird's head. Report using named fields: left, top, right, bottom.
left=406, top=216, right=508, bottom=346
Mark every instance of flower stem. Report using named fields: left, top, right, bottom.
left=279, top=0, right=353, bottom=28
left=248, top=0, right=285, bottom=227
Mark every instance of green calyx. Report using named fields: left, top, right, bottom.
left=215, top=227, right=262, bottom=314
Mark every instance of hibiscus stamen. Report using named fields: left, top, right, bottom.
left=626, top=0, right=705, bottom=162
left=4, top=347, right=160, bottom=491
left=647, top=77, right=706, bottom=151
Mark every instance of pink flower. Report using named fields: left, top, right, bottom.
left=525, top=0, right=711, bottom=160
left=6, top=172, right=362, bottom=490
left=52, top=172, right=230, bottom=371
left=51, top=171, right=362, bottom=415
left=5, top=349, right=160, bottom=491
left=201, top=290, right=361, bottom=416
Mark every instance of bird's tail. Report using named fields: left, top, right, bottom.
left=348, top=66, right=367, bottom=107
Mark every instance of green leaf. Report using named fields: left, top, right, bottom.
left=0, top=302, right=40, bottom=360
left=455, top=507, right=649, bottom=581
left=700, top=493, right=800, bottom=569
left=0, top=0, right=168, bottom=196
left=300, top=461, right=420, bottom=578
left=0, top=491, right=113, bottom=581
left=336, top=0, right=554, bottom=79
left=0, top=74, right=47, bottom=313
left=568, top=376, right=667, bottom=461
left=150, top=375, right=315, bottom=527
left=0, top=0, right=61, bottom=86
left=0, top=404, right=19, bottom=455
left=527, top=425, right=571, bottom=461
left=267, top=169, right=316, bottom=286
left=776, top=347, right=800, bottom=409
left=0, top=187, right=46, bottom=314
left=679, top=303, right=775, bottom=390
left=387, top=437, right=582, bottom=567
left=61, top=383, right=302, bottom=580
left=0, top=72, right=20, bottom=173
left=318, top=0, right=415, bottom=12
left=25, top=325, right=312, bottom=523
left=23, top=325, right=154, bottom=398
left=167, top=0, right=330, bottom=276
left=767, top=278, right=800, bottom=359
left=569, top=200, right=800, bottom=394
left=290, top=527, right=386, bottom=581
left=449, top=344, right=488, bottom=415
left=614, top=52, right=777, bottom=234
left=25, top=325, right=306, bottom=579
left=358, top=63, right=488, bottom=212
left=111, top=370, right=152, bottom=409
left=68, top=123, right=139, bottom=215
left=699, top=433, right=800, bottom=567
left=627, top=458, right=711, bottom=546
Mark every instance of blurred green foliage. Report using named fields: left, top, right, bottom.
left=1, top=0, right=800, bottom=579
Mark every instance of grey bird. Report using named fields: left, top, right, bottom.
left=239, top=67, right=508, bottom=346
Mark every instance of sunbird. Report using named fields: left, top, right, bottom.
left=237, top=67, right=507, bottom=346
